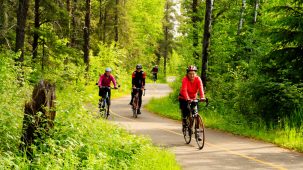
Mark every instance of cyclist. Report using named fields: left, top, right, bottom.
left=98, top=68, right=118, bottom=113
left=151, top=65, right=159, bottom=81
left=179, top=65, right=206, bottom=130
left=129, top=64, right=146, bottom=114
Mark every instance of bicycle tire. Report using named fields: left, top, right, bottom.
left=132, top=96, right=138, bottom=118
left=99, top=98, right=106, bottom=118
left=195, top=115, right=205, bottom=150
left=103, top=100, right=109, bottom=119
left=183, top=117, right=192, bottom=144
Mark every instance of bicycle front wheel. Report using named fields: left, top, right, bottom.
left=132, top=96, right=138, bottom=118
left=195, top=115, right=205, bottom=150
left=104, top=101, right=109, bottom=119
left=183, top=117, right=192, bottom=144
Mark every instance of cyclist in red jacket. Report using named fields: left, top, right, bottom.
left=98, top=68, right=118, bottom=106
left=179, top=65, right=206, bottom=128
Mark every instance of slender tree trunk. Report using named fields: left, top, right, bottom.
left=237, top=0, right=246, bottom=35
left=201, top=0, right=214, bottom=87
left=15, top=0, right=30, bottom=62
left=164, top=27, right=168, bottom=76
left=103, top=6, right=107, bottom=43
left=0, top=1, right=8, bottom=46
left=66, top=0, right=71, bottom=40
left=163, top=1, right=169, bottom=76
left=83, top=0, right=91, bottom=72
left=114, top=0, right=119, bottom=43
left=33, top=0, right=40, bottom=60
left=192, top=0, right=199, bottom=60
left=71, top=0, right=77, bottom=47
left=99, top=0, right=103, bottom=41
left=253, top=0, right=259, bottom=24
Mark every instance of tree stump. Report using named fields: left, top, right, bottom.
left=20, top=80, right=56, bottom=154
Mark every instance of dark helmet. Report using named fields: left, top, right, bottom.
left=136, top=64, right=143, bottom=69
left=187, top=65, right=198, bottom=73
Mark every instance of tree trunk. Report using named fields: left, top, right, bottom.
left=99, top=0, right=103, bottom=41
left=192, top=0, right=199, bottom=60
left=163, top=1, right=169, bottom=76
left=0, top=1, right=8, bottom=47
left=15, top=0, right=30, bottom=62
left=83, top=0, right=91, bottom=72
left=66, top=0, right=71, bottom=41
left=237, top=0, right=246, bottom=35
left=253, top=0, right=259, bottom=24
left=114, top=0, right=119, bottom=43
left=201, top=0, right=214, bottom=87
left=32, top=0, right=40, bottom=60
left=103, top=6, right=107, bottom=43
left=20, top=80, right=56, bottom=156
left=71, top=0, right=77, bottom=47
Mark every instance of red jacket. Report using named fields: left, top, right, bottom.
left=98, top=74, right=117, bottom=87
left=179, top=76, right=205, bottom=100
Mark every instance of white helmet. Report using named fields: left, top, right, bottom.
left=105, top=67, right=112, bottom=72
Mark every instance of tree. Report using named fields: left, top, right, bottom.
left=114, top=0, right=119, bottom=43
left=237, top=0, right=246, bottom=35
left=83, top=0, right=91, bottom=72
left=15, top=0, right=30, bottom=62
left=192, top=0, right=199, bottom=60
left=32, top=0, right=40, bottom=60
left=201, top=0, right=213, bottom=87
left=253, top=0, right=259, bottom=24
left=162, top=0, right=175, bottom=76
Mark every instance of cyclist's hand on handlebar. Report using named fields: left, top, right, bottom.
left=187, top=99, right=192, bottom=104
left=114, top=86, right=118, bottom=89
left=199, top=98, right=206, bottom=102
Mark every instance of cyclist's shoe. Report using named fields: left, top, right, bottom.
left=137, top=109, right=142, bottom=114
left=196, top=134, right=202, bottom=141
left=129, top=102, right=133, bottom=106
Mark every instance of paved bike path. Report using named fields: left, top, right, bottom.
left=108, top=83, right=303, bottom=170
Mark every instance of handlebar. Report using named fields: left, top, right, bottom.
left=188, top=98, right=209, bottom=106
left=132, top=88, right=146, bottom=96
left=100, top=86, right=119, bottom=90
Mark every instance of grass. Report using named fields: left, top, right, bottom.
left=146, top=96, right=303, bottom=152
left=0, top=82, right=180, bottom=169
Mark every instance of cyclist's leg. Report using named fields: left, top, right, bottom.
left=138, top=90, right=143, bottom=114
left=179, top=99, right=189, bottom=127
left=107, top=88, right=111, bottom=106
left=155, top=73, right=157, bottom=80
left=129, top=89, right=134, bottom=105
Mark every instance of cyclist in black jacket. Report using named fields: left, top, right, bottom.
left=129, top=64, right=146, bottom=114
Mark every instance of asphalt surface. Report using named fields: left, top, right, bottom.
left=108, top=83, right=303, bottom=170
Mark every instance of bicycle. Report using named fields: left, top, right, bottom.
left=98, top=86, right=117, bottom=119
left=183, top=98, right=208, bottom=150
left=132, top=88, right=145, bottom=118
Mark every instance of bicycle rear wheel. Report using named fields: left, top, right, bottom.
left=194, top=115, right=205, bottom=150
left=183, top=117, right=192, bottom=144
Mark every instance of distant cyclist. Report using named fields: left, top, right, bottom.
left=151, top=65, right=159, bottom=82
left=179, top=65, right=206, bottom=129
left=98, top=68, right=118, bottom=112
left=129, top=64, right=146, bottom=114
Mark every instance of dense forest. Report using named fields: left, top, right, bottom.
left=1, top=0, right=302, bottom=168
